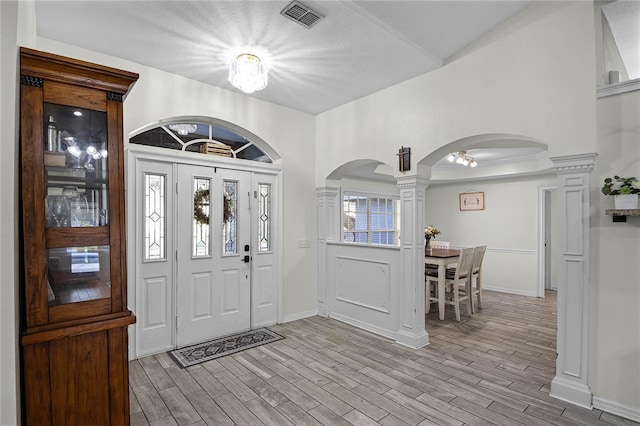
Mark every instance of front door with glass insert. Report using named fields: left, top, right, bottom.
left=135, top=157, right=278, bottom=357
left=176, top=165, right=251, bottom=347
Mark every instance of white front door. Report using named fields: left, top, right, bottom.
left=133, top=155, right=281, bottom=357
left=176, top=165, right=251, bottom=347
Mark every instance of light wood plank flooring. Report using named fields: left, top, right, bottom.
left=130, top=290, right=638, bottom=426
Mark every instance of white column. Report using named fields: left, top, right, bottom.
left=549, top=153, right=596, bottom=409
left=395, top=176, right=429, bottom=349
left=316, top=185, right=340, bottom=318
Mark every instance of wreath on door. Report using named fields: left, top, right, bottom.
left=194, top=189, right=210, bottom=225
left=193, top=189, right=233, bottom=225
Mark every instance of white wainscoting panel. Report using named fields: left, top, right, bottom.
left=336, top=256, right=390, bottom=313
left=476, top=247, right=538, bottom=296
left=326, top=244, right=401, bottom=339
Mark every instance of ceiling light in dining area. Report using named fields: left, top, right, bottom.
left=228, top=53, right=268, bottom=94
left=446, top=150, right=477, bottom=167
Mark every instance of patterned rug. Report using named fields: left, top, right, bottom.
left=169, top=328, right=284, bottom=368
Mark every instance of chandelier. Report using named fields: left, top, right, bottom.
left=446, top=150, right=478, bottom=167
left=168, top=124, right=197, bottom=136
left=229, top=53, right=268, bottom=94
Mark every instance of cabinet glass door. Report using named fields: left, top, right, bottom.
left=43, top=103, right=111, bottom=306
left=43, top=103, right=108, bottom=228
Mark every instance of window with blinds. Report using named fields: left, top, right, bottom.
left=342, top=192, right=400, bottom=246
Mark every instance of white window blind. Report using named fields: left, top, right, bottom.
left=343, top=192, right=400, bottom=246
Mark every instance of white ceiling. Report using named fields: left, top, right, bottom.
left=34, top=0, right=531, bottom=115
left=602, top=0, right=640, bottom=80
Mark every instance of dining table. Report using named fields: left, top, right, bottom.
left=425, top=248, right=461, bottom=320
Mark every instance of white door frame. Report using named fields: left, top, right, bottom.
left=537, top=186, right=556, bottom=298
left=126, top=145, right=283, bottom=359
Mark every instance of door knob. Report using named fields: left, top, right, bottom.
left=242, top=255, right=251, bottom=263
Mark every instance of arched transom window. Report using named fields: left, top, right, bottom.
left=130, top=121, right=273, bottom=163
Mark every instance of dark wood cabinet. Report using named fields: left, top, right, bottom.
left=19, top=47, right=138, bottom=425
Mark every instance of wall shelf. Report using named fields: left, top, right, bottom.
left=605, top=209, right=640, bottom=222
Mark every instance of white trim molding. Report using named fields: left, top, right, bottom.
left=482, top=286, right=537, bottom=297
left=549, top=153, right=596, bottom=409
left=597, top=78, right=640, bottom=99
left=593, top=397, right=640, bottom=423
left=330, top=312, right=396, bottom=341
left=283, top=309, right=318, bottom=323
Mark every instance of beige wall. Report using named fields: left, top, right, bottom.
left=0, top=1, right=20, bottom=425
left=315, top=1, right=597, bottom=186
left=591, top=89, right=640, bottom=411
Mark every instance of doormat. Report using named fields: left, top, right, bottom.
left=169, top=328, right=284, bottom=368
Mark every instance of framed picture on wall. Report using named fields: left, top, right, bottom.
left=459, top=192, right=485, bottom=211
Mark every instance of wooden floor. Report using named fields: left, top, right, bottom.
left=130, top=290, right=638, bottom=426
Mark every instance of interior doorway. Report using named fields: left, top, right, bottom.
left=538, top=186, right=557, bottom=296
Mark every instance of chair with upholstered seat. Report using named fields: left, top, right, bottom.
left=469, top=245, right=486, bottom=313
left=425, top=247, right=476, bottom=321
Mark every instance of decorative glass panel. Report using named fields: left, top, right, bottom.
left=258, top=184, right=271, bottom=252
left=144, top=173, right=166, bottom=260
left=223, top=181, right=238, bottom=255
left=47, top=245, right=110, bottom=305
left=193, top=178, right=211, bottom=257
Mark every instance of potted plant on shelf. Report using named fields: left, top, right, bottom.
left=601, top=175, right=640, bottom=209
left=424, top=224, right=440, bottom=253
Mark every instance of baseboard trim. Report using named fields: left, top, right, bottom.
left=483, top=285, right=538, bottom=298
left=329, top=312, right=397, bottom=341
left=395, top=328, right=430, bottom=349
left=550, top=376, right=593, bottom=409
left=593, top=396, right=640, bottom=423
left=283, top=309, right=317, bottom=323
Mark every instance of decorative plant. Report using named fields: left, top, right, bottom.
left=424, top=224, right=441, bottom=240
left=601, top=176, right=640, bottom=195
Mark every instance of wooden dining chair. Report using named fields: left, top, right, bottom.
left=425, top=247, right=476, bottom=321
left=470, top=245, right=486, bottom=313
left=425, top=240, right=452, bottom=272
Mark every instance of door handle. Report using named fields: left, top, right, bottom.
left=242, top=255, right=251, bottom=263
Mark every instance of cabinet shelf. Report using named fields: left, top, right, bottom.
left=605, top=209, right=640, bottom=222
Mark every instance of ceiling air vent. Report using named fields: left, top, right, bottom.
left=280, top=1, right=324, bottom=29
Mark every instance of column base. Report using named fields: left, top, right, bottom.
left=317, top=304, right=329, bottom=318
left=550, top=375, right=593, bottom=409
left=395, top=329, right=429, bottom=349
